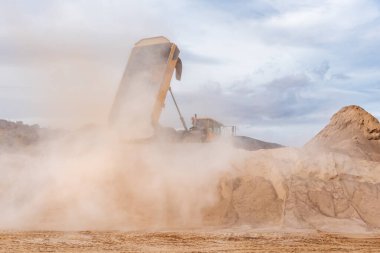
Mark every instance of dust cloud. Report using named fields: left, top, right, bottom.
left=0, top=122, right=245, bottom=230
left=1, top=40, right=380, bottom=234
left=1, top=37, right=242, bottom=231
left=1, top=104, right=380, bottom=233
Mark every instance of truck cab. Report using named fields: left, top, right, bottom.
left=190, top=115, right=236, bottom=142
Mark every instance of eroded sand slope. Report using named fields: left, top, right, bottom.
left=205, top=105, right=380, bottom=232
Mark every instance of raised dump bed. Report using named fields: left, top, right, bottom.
left=109, top=36, right=182, bottom=139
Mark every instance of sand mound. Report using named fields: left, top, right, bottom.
left=204, top=148, right=380, bottom=232
left=1, top=105, right=380, bottom=233
left=205, top=106, right=380, bottom=232
left=306, top=105, right=380, bottom=161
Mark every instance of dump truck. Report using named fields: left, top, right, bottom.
left=109, top=36, right=236, bottom=142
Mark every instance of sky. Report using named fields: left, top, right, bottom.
left=0, top=0, right=380, bottom=146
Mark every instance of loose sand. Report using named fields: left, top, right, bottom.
left=1, top=230, right=380, bottom=252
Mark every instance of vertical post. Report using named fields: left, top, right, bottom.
left=169, top=87, right=188, bottom=131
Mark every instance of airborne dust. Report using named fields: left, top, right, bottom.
left=0, top=39, right=380, bottom=233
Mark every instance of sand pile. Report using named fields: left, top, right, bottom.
left=204, top=105, right=380, bottom=232
left=205, top=148, right=380, bottom=232
left=306, top=105, right=380, bottom=161
left=0, top=105, right=379, bottom=233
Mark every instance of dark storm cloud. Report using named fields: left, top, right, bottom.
left=173, top=74, right=330, bottom=129
left=227, top=75, right=320, bottom=121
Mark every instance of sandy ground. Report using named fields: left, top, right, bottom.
left=1, top=230, right=380, bottom=252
